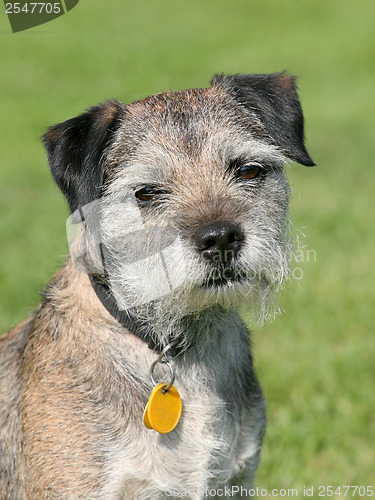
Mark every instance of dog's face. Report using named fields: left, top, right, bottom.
left=44, top=74, right=313, bottom=328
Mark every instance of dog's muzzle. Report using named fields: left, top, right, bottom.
left=194, top=221, right=245, bottom=288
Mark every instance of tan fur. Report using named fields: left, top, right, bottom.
left=0, top=75, right=313, bottom=499
left=1, top=261, right=264, bottom=498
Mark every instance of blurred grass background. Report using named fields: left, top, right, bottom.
left=0, top=0, right=374, bottom=494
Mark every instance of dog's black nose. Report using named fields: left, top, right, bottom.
left=194, top=221, right=244, bottom=263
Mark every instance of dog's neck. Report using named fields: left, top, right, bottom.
left=88, top=274, right=238, bottom=357
left=88, top=275, right=165, bottom=352
left=89, top=274, right=199, bottom=356
left=44, top=259, right=244, bottom=361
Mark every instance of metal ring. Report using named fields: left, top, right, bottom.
left=156, top=342, right=176, bottom=362
left=150, top=358, right=175, bottom=391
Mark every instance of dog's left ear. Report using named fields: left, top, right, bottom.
left=43, top=100, right=126, bottom=213
left=211, top=73, right=315, bottom=166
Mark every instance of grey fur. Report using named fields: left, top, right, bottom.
left=0, top=74, right=313, bottom=499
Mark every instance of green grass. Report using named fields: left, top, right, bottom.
left=1, top=0, right=374, bottom=494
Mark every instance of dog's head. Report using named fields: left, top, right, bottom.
left=44, top=73, right=313, bottom=326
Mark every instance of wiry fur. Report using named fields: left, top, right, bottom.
left=100, top=88, right=293, bottom=346
left=0, top=73, right=313, bottom=499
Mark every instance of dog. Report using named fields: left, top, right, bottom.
left=0, top=73, right=314, bottom=499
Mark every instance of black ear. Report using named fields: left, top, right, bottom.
left=211, top=73, right=315, bottom=166
left=43, top=100, right=126, bottom=213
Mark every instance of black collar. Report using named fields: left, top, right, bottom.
left=89, top=275, right=164, bottom=351
left=89, top=275, right=191, bottom=357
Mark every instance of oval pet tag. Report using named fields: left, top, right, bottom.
left=143, top=404, right=153, bottom=429
left=144, top=383, right=182, bottom=434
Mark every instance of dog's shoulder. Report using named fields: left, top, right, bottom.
left=0, top=316, right=33, bottom=372
left=0, top=316, right=33, bottom=420
left=0, top=317, right=34, bottom=499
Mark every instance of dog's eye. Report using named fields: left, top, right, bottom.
left=135, top=186, right=161, bottom=202
left=228, top=159, right=263, bottom=181
left=239, top=164, right=260, bottom=180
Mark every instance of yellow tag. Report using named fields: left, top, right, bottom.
left=143, top=383, right=182, bottom=434
left=143, top=405, right=153, bottom=429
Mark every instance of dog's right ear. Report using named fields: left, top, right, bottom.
left=43, top=100, right=126, bottom=213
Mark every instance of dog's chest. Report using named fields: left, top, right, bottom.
left=101, top=339, right=263, bottom=499
left=104, top=387, right=246, bottom=499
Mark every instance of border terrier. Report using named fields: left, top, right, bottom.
left=0, top=73, right=314, bottom=499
